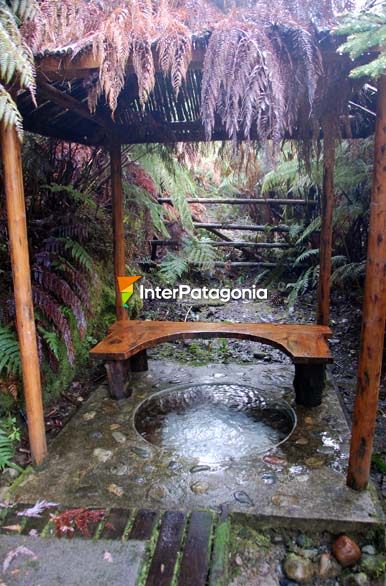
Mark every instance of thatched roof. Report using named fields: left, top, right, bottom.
left=17, top=1, right=375, bottom=146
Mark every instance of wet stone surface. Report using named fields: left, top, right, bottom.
left=10, top=360, right=381, bottom=526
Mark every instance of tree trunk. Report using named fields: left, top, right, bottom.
left=317, top=129, right=336, bottom=326
left=347, top=75, right=386, bottom=491
left=1, top=124, right=47, bottom=465
left=110, top=142, right=128, bottom=320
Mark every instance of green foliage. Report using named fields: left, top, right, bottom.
left=0, top=416, right=21, bottom=470
left=0, top=325, right=21, bottom=379
left=136, top=147, right=195, bottom=233
left=0, top=0, right=37, bottom=137
left=124, top=183, right=170, bottom=238
left=335, top=6, right=386, bottom=79
left=158, top=237, right=217, bottom=284
left=37, top=326, right=60, bottom=360
left=61, top=239, right=93, bottom=273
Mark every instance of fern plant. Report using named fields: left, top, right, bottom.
left=335, top=4, right=386, bottom=79
left=158, top=236, right=218, bottom=284
left=0, top=325, right=21, bottom=379
left=0, top=0, right=37, bottom=137
left=0, top=415, right=21, bottom=470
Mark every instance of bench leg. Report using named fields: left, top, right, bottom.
left=130, top=350, right=148, bottom=372
left=293, top=364, right=326, bottom=407
left=105, top=360, right=132, bottom=400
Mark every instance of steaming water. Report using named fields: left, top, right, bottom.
left=135, top=383, right=295, bottom=464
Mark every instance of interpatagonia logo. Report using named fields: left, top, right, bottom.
left=117, top=276, right=142, bottom=307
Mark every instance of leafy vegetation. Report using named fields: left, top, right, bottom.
left=0, top=416, right=21, bottom=470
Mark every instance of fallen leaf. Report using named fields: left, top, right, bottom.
left=3, top=546, right=37, bottom=572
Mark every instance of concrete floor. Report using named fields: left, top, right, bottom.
left=10, top=358, right=382, bottom=531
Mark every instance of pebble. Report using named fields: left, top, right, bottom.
left=332, top=535, right=361, bottom=567
left=361, top=545, right=375, bottom=555
left=110, top=423, right=121, bottom=431
left=261, top=473, right=276, bottom=485
left=131, top=446, right=151, bottom=459
left=233, top=491, right=254, bottom=506
left=263, top=455, right=287, bottom=466
left=190, top=465, right=211, bottom=474
left=235, top=554, right=243, bottom=566
left=304, top=416, right=313, bottom=426
left=296, top=534, right=313, bottom=549
left=318, top=552, right=341, bottom=579
left=148, top=485, right=167, bottom=501
left=2, top=468, right=19, bottom=480
left=89, top=431, right=103, bottom=440
left=107, top=483, right=123, bottom=497
left=342, top=573, right=369, bottom=586
left=112, top=431, right=127, bottom=444
left=167, top=460, right=181, bottom=471
left=110, top=464, right=129, bottom=476
left=190, top=481, right=209, bottom=495
left=82, top=411, right=96, bottom=421
left=304, top=456, right=326, bottom=469
left=294, top=437, right=309, bottom=446
left=283, top=553, right=315, bottom=583
left=93, top=448, right=113, bottom=463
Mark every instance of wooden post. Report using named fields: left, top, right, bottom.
left=347, top=75, right=386, bottom=491
left=110, top=142, right=128, bottom=320
left=317, top=127, right=336, bottom=325
left=1, top=124, right=47, bottom=465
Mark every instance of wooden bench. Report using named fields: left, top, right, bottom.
left=90, top=320, right=332, bottom=407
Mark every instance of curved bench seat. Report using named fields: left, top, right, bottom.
left=90, top=320, right=332, bottom=407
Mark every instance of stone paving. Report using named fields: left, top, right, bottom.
left=8, top=358, right=382, bottom=531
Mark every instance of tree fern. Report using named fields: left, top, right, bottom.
left=124, top=183, right=170, bottom=238
left=0, top=324, right=21, bottom=379
left=0, top=0, right=37, bottom=138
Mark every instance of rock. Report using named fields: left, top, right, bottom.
left=112, top=431, right=126, bottom=444
left=253, top=351, right=267, bottom=360
left=294, top=437, right=309, bottom=446
left=283, top=553, right=315, bottom=583
left=110, top=464, right=129, bottom=476
left=235, top=554, right=243, bottom=566
left=167, top=460, right=181, bottom=471
left=131, top=446, right=151, bottom=459
left=304, top=456, right=326, bottom=469
left=342, top=573, right=369, bottom=586
left=110, top=423, right=121, bottom=431
left=147, top=485, right=167, bottom=501
left=233, top=491, right=254, bottom=506
left=261, top=473, right=276, bottom=485
left=318, top=552, right=341, bottom=579
left=296, top=534, right=313, bottom=549
left=82, top=411, right=96, bottom=421
left=190, top=465, right=211, bottom=474
left=263, top=455, right=287, bottom=466
left=190, top=481, right=209, bottom=495
left=301, top=549, right=319, bottom=560
left=304, top=416, right=313, bottom=426
left=93, top=448, right=113, bottom=463
left=2, top=467, right=20, bottom=480
left=107, top=483, right=123, bottom=497
left=332, top=535, right=361, bottom=567
left=89, top=431, right=103, bottom=440
left=361, top=545, right=376, bottom=556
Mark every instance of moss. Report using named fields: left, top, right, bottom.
left=210, top=518, right=231, bottom=586
left=360, top=555, right=386, bottom=580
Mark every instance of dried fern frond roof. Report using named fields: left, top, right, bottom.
left=16, top=0, right=375, bottom=146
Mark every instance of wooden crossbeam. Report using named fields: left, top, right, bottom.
left=150, top=239, right=290, bottom=249
left=193, top=222, right=290, bottom=232
left=158, top=197, right=317, bottom=205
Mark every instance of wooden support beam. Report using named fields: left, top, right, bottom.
left=110, top=142, right=128, bottom=320
left=316, top=127, right=336, bottom=326
left=0, top=124, right=47, bottom=465
left=194, top=223, right=290, bottom=232
left=347, top=75, right=386, bottom=491
left=158, top=197, right=316, bottom=206
left=150, top=240, right=290, bottom=249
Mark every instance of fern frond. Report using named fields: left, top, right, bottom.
left=0, top=324, right=21, bottom=379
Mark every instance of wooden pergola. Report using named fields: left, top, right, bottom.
left=1, top=34, right=385, bottom=492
